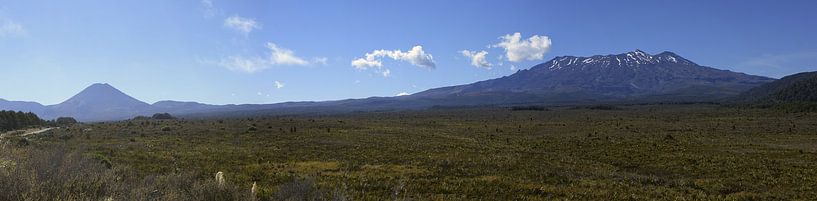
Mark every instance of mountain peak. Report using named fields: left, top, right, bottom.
left=653, top=51, right=695, bottom=65
left=656, top=51, right=678, bottom=56
left=541, top=50, right=699, bottom=70
left=632, top=49, right=650, bottom=56
left=623, top=49, right=653, bottom=61
left=86, top=83, right=114, bottom=90
left=57, top=83, right=149, bottom=109
left=46, top=83, right=151, bottom=121
left=72, top=83, right=130, bottom=98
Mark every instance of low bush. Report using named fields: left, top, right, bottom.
left=152, top=113, right=176, bottom=120
left=509, top=106, right=548, bottom=111
left=0, top=145, right=346, bottom=200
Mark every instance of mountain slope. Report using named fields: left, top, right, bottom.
left=42, top=83, right=153, bottom=121
left=412, top=50, right=774, bottom=104
left=151, top=100, right=221, bottom=114
left=736, top=71, right=817, bottom=103
left=0, top=98, right=46, bottom=114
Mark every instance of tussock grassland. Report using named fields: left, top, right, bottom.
left=3, top=104, right=817, bottom=200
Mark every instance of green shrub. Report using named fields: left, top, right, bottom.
left=152, top=113, right=176, bottom=120
left=55, top=117, right=78, bottom=126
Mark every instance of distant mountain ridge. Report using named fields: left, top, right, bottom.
left=0, top=84, right=319, bottom=121
left=411, top=50, right=774, bottom=104
left=0, top=50, right=781, bottom=122
left=0, top=98, right=46, bottom=114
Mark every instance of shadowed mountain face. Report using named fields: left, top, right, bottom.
left=42, top=83, right=153, bottom=121
left=736, top=71, right=817, bottom=103
left=412, top=50, right=774, bottom=104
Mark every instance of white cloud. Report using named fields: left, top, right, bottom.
left=216, top=55, right=269, bottom=73
left=311, top=57, right=328, bottom=65
left=0, top=18, right=25, bottom=38
left=460, top=50, right=492, bottom=69
left=351, top=45, right=435, bottom=77
left=266, top=43, right=308, bottom=65
left=214, top=42, right=317, bottom=73
left=396, top=92, right=410, bottom=96
left=200, top=0, right=218, bottom=18
left=351, top=58, right=382, bottom=69
left=352, top=45, right=435, bottom=69
left=381, top=69, right=391, bottom=77
left=274, top=81, right=285, bottom=89
left=492, top=32, right=552, bottom=62
left=224, top=15, right=260, bottom=35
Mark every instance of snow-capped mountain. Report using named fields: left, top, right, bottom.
left=412, top=50, right=774, bottom=103
left=546, top=50, right=695, bottom=70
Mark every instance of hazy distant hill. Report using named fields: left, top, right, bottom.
left=411, top=50, right=774, bottom=104
left=151, top=100, right=222, bottom=114
left=0, top=98, right=46, bottom=114
left=736, top=71, right=817, bottom=103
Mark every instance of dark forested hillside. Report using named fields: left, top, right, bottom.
left=737, top=71, right=817, bottom=103
left=0, top=110, right=45, bottom=132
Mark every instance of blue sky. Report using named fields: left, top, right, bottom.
left=1, top=0, right=816, bottom=105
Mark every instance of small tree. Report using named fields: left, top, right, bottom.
left=56, top=117, right=78, bottom=126
left=152, top=113, right=176, bottom=120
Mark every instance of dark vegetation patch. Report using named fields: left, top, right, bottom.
left=572, top=104, right=623, bottom=110
left=736, top=71, right=817, bottom=103
left=751, top=102, right=817, bottom=113
left=509, top=106, right=549, bottom=111
left=0, top=110, right=44, bottom=132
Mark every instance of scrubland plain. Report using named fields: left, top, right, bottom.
left=3, top=104, right=817, bottom=200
